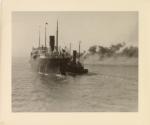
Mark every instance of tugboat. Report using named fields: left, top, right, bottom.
left=66, top=50, right=88, bottom=75
left=30, top=21, right=88, bottom=76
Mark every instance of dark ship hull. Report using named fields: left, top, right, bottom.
left=30, top=56, right=70, bottom=74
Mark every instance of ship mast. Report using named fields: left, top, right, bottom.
left=69, top=43, right=72, bottom=54
left=56, top=20, right=58, bottom=52
left=45, top=22, right=48, bottom=48
left=79, top=41, right=81, bottom=60
left=38, top=26, right=41, bottom=47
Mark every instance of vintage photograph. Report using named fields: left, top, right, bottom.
left=12, top=11, right=138, bottom=112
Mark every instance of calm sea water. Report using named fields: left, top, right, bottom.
left=12, top=57, right=138, bottom=112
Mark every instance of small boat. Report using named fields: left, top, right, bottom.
left=65, top=50, right=88, bottom=75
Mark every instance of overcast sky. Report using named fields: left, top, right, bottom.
left=12, top=11, right=138, bottom=57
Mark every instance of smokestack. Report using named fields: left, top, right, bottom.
left=49, top=36, right=55, bottom=52
left=73, top=50, right=77, bottom=63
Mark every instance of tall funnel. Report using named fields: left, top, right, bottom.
left=49, top=36, right=55, bottom=52
left=73, top=50, right=77, bottom=63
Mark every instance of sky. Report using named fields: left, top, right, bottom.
left=12, top=11, right=138, bottom=57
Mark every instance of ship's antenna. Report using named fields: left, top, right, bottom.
left=69, top=43, right=72, bottom=54
left=56, top=20, right=58, bottom=52
left=45, top=22, right=48, bottom=47
left=38, top=25, right=41, bottom=47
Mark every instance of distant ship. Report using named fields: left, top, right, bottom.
left=30, top=21, right=88, bottom=75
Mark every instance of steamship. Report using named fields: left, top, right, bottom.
left=30, top=21, right=88, bottom=75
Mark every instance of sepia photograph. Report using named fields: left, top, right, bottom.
left=12, top=11, right=138, bottom=112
